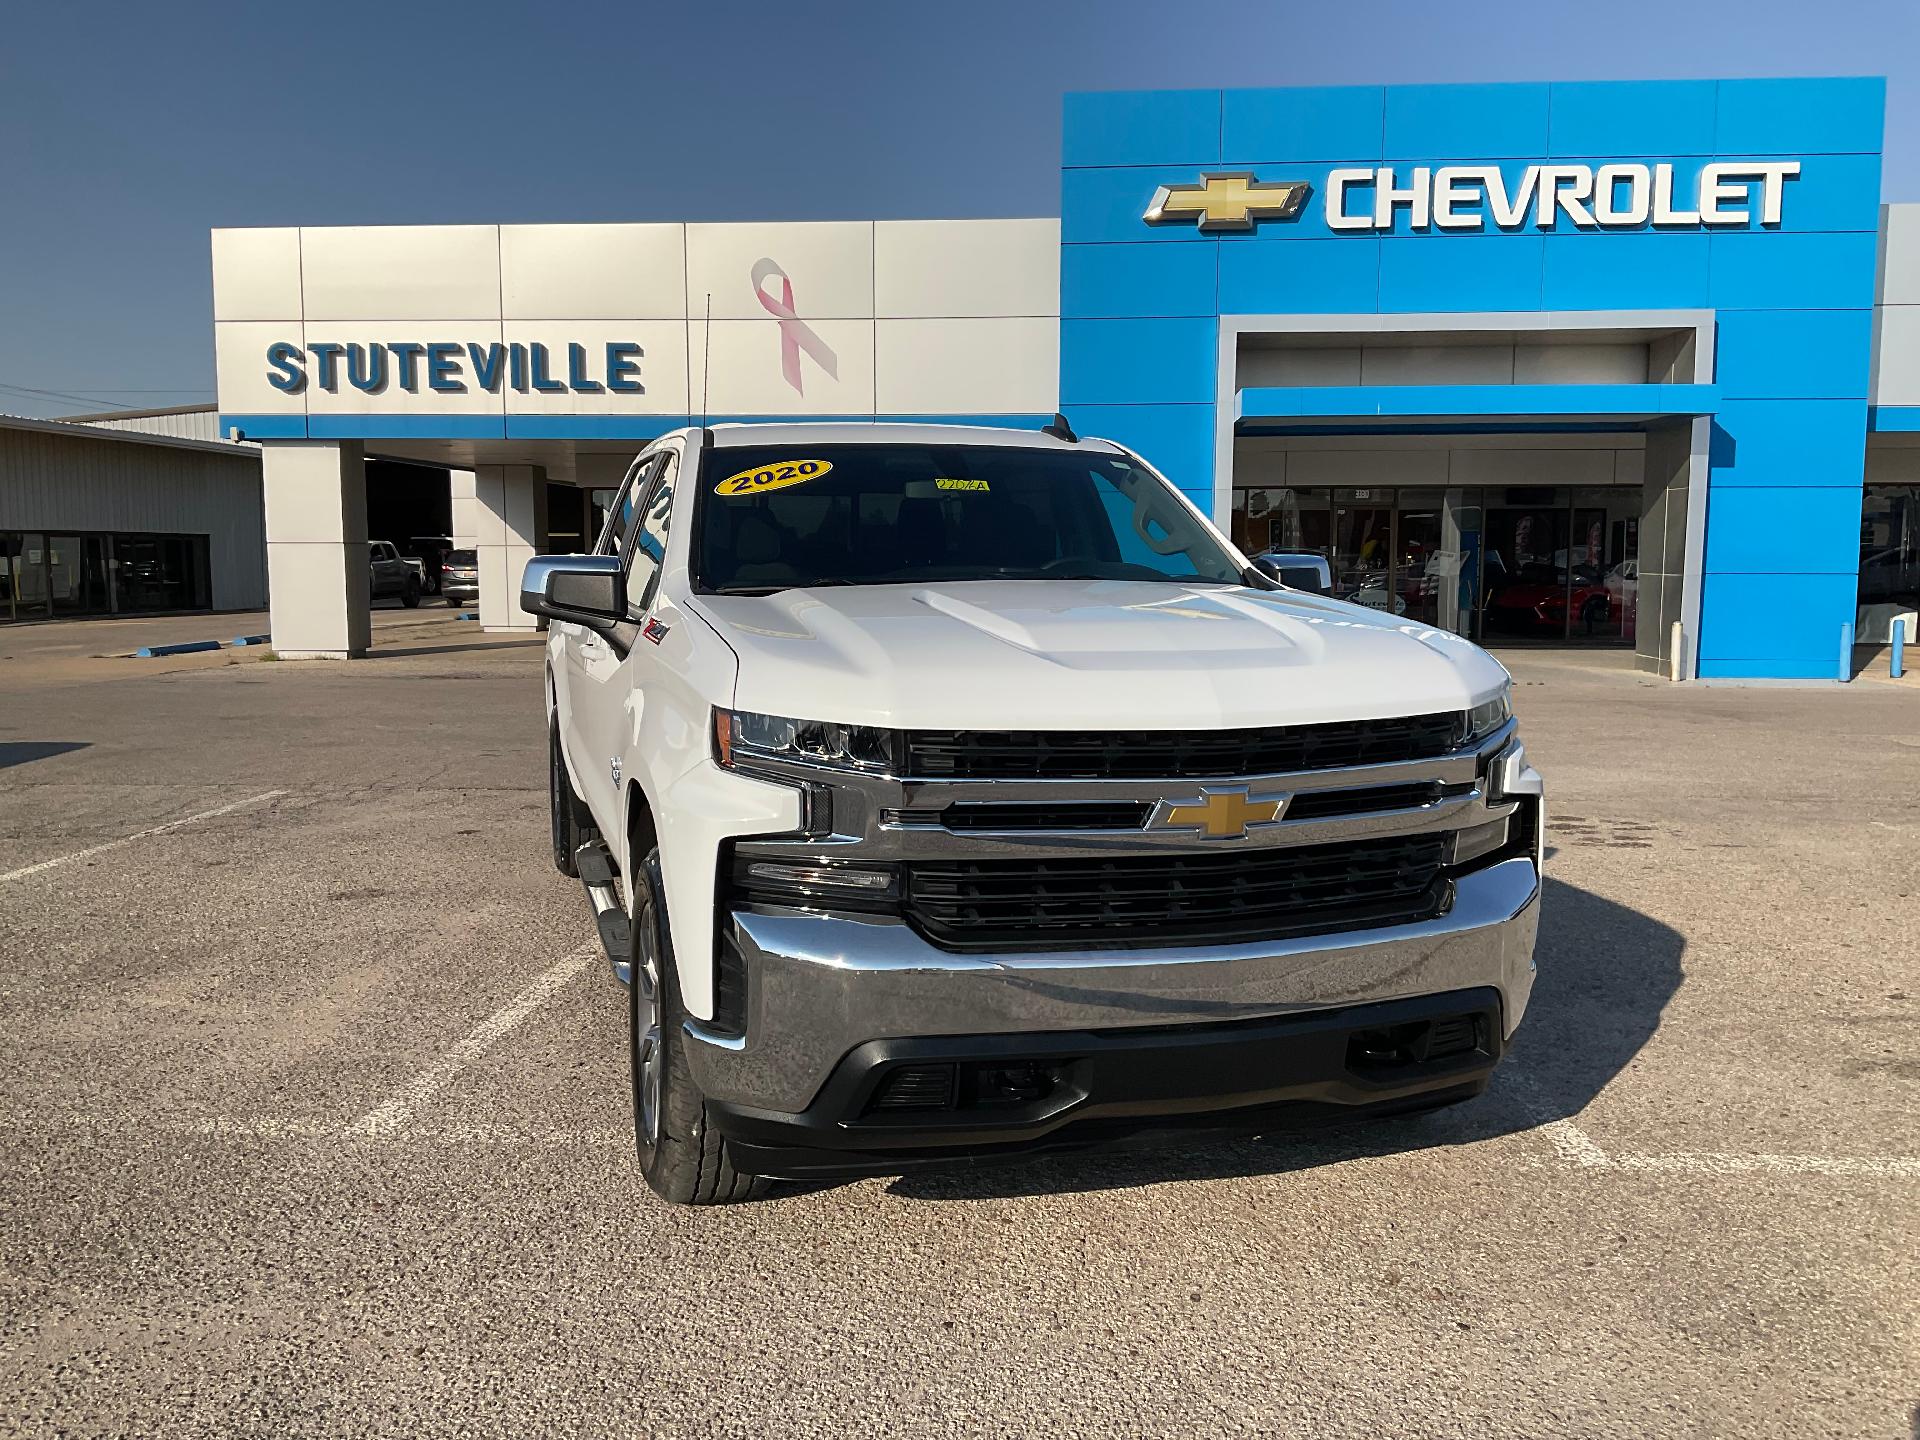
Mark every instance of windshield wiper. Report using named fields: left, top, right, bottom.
left=707, top=578, right=868, bottom=596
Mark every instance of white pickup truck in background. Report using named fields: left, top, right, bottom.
left=522, top=420, right=1543, bottom=1205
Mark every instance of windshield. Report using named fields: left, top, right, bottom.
left=694, top=443, right=1242, bottom=594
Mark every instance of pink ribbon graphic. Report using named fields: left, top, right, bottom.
left=750, top=257, right=837, bottom=396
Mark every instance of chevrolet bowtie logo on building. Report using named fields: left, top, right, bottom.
left=1147, top=785, right=1293, bottom=841
left=1143, top=172, right=1313, bottom=232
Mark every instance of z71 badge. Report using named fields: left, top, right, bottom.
left=642, top=618, right=670, bottom=646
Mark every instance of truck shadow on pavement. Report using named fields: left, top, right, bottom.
left=876, top=875, right=1682, bottom=1202
left=0, top=740, right=90, bottom=770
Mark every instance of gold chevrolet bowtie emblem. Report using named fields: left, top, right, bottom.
left=1150, top=786, right=1292, bottom=841
left=1143, top=172, right=1312, bottom=232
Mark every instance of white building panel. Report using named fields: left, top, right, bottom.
left=1871, top=305, right=1920, bottom=407
left=691, top=319, right=876, bottom=416
left=300, top=225, right=501, bottom=322
left=874, top=219, right=1060, bottom=318
left=215, top=321, right=305, bottom=416
left=501, top=224, right=688, bottom=320
left=211, top=228, right=303, bottom=322
left=301, top=327, right=507, bottom=416
left=685, top=222, right=875, bottom=321
left=875, top=318, right=1059, bottom=414
left=1879, top=203, right=1920, bottom=306
left=502, top=321, right=691, bottom=415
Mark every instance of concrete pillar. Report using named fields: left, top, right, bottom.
left=476, top=464, right=549, bottom=632
left=262, top=440, right=371, bottom=659
left=449, top=468, right=479, bottom=548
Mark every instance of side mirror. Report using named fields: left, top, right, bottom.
left=1251, top=552, right=1333, bottom=595
left=520, top=554, right=624, bottom=630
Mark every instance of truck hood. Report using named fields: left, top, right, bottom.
left=688, top=581, right=1509, bottom=732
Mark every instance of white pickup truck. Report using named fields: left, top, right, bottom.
left=523, top=421, right=1543, bottom=1204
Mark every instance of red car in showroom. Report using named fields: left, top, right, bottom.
left=1486, top=563, right=1616, bottom=637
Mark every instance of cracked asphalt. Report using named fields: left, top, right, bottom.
left=1, top=608, right=1915, bottom=1438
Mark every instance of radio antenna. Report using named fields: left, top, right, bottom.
left=699, top=292, right=712, bottom=429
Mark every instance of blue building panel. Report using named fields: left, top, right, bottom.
left=1062, top=89, right=1221, bottom=168
left=1382, top=83, right=1551, bottom=160
left=1062, top=242, right=1218, bottom=319
left=1216, top=238, right=1379, bottom=314
left=1541, top=232, right=1711, bottom=310
left=1062, top=167, right=1205, bottom=245
left=1547, top=80, right=1719, bottom=158
left=1703, top=486, right=1865, bottom=574
left=1221, top=86, right=1384, bottom=163
left=1767, top=153, right=1884, bottom=233
left=1709, top=232, right=1880, bottom=310
left=1713, top=77, right=1885, bottom=156
left=1713, top=310, right=1875, bottom=401
left=1060, top=318, right=1218, bottom=406
left=1697, top=572, right=1861, bottom=676
left=1377, top=234, right=1544, bottom=312
left=1710, top=400, right=1869, bottom=487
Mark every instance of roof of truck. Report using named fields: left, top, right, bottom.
left=704, top=421, right=1113, bottom=452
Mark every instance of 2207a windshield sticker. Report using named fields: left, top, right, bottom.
left=713, top=459, right=834, bottom=497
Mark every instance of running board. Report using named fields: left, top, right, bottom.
left=576, top=842, right=631, bottom=985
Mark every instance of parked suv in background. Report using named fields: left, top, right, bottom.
left=369, top=541, right=422, bottom=608
left=522, top=421, right=1543, bottom=1205
left=440, top=548, right=478, bottom=606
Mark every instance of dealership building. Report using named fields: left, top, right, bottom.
left=205, top=76, right=1917, bottom=679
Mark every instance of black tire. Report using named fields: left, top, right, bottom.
left=630, top=844, right=767, bottom=1205
left=402, top=578, right=422, bottom=608
left=549, top=720, right=588, bottom=877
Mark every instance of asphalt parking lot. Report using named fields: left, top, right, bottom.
left=1, top=608, right=1915, bottom=1438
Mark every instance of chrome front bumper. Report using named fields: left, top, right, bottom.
left=683, top=854, right=1540, bottom=1115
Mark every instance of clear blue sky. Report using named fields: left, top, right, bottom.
left=2, top=0, right=1915, bottom=418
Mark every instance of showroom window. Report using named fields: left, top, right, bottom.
left=1859, top=485, right=1920, bottom=615
left=0, top=531, right=211, bottom=622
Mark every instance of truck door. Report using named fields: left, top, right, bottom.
left=561, top=454, right=659, bottom=837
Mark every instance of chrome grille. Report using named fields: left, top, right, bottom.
left=900, top=713, right=1463, bottom=780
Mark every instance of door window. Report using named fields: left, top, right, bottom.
left=598, top=456, right=657, bottom=559
left=626, top=452, right=677, bottom=613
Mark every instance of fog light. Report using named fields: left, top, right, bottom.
left=970, top=1062, right=1059, bottom=1107
left=1448, top=817, right=1510, bottom=867
left=744, top=861, right=895, bottom=893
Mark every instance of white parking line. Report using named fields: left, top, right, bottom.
left=350, top=943, right=599, bottom=1137
left=0, top=789, right=288, bottom=884
left=1502, top=1072, right=1612, bottom=1167
left=1611, top=1151, right=1920, bottom=1179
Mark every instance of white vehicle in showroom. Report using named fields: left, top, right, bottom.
left=523, top=420, right=1543, bottom=1205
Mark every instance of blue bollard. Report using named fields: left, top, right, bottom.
left=1838, top=622, right=1854, bottom=682
left=1893, top=621, right=1906, bottom=680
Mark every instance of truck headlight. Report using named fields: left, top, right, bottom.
left=1462, top=687, right=1513, bottom=745
left=713, top=708, right=897, bottom=773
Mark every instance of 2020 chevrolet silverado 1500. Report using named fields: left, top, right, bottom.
left=523, top=421, right=1543, bottom=1205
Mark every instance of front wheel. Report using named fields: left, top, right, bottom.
left=630, top=844, right=767, bottom=1205
left=401, top=578, right=422, bottom=608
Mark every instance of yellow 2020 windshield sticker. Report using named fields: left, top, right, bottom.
left=714, top=459, right=833, bottom=497
left=935, top=478, right=990, bottom=492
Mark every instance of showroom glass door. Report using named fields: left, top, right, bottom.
left=1329, top=489, right=1396, bottom=614
left=1395, top=488, right=1485, bottom=639
left=47, top=536, right=110, bottom=616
